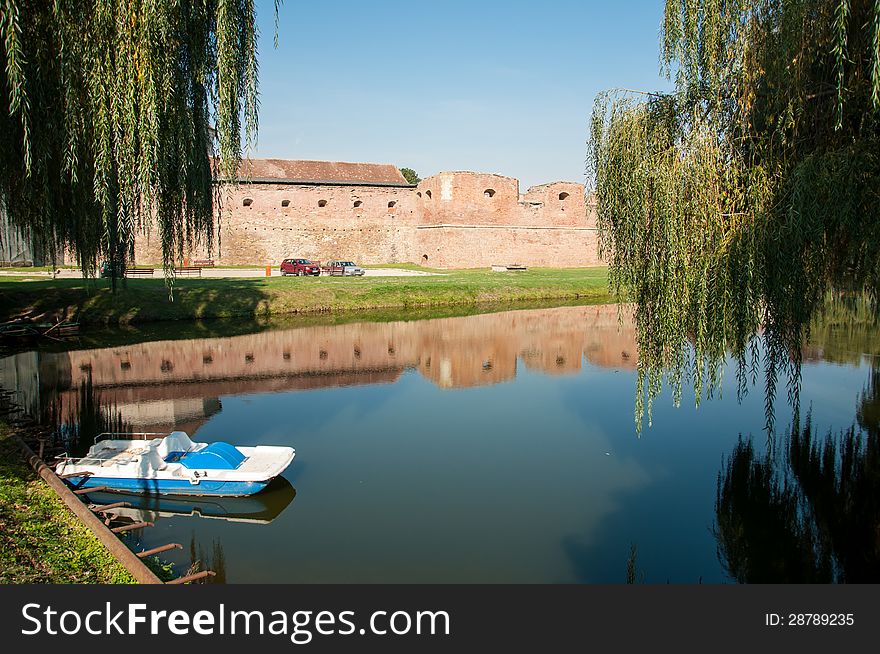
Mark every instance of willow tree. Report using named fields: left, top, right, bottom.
left=0, top=0, right=270, bottom=278
left=589, top=0, right=880, bottom=431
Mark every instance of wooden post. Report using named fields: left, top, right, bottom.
left=111, top=521, right=153, bottom=533
left=167, top=570, right=216, bottom=585
left=137, top=543, right=183, bottom=558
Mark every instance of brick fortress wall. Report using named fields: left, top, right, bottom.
left=133, top=166, right=600, bottom=268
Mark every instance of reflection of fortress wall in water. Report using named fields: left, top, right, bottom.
left=0, top=305, right=638, bottom=432
left=58, top=304, right=637, bottom=389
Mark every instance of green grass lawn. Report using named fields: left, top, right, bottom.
left=0, top=267, right=613, bottom=325
left=0, top=425, right=136, bottom=583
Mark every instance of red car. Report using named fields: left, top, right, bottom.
left=280, top=258, right=320, bottom=276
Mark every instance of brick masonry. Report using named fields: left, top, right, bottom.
left=133, top=162, right=600, bottom=268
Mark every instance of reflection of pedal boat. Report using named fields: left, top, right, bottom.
left=86, top=477, right=296, bottom=525
left=56, top=431, right=295, bottom=497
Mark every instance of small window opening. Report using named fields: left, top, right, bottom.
left=319, top=349, right=328, bottom=360
left=353, top=200, right=363, bottom=208
left=318, top=199, right=328, bottom=207
left=161, top=360, right=173, bottom=373
left=120, top=361, right=131, bottom=371
left=417, top=192, right=422, bottom=198
left=388, top=201, right=397, bottom=208
left=484, top=189, right=495, bottom=198
left=243, top=198, right=253, bottom=207
left=422, top=254, right=429, bottom=263
left=203, top=354, right=213, bottom=365
left=245, top=353, right=255, bottom=363
left=281, top=199, right=291, bottom=207
left=283, top=352, right=291, bottom=361
left=558, top=192, right=570, bottom=201
left=425, top=190, right=432, bottom=199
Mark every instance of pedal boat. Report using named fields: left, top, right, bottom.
left=55, top=431, right=295, bottom=497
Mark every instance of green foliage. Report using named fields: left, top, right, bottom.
left=0, top=427, right=136, bottom=583
left=0, top=1, right=277, bottom=280
left=0, top=267, right=612, bottom=325
left=589, top=0, right=880, bottom=431
left=400, top=167, right=421, bottom=184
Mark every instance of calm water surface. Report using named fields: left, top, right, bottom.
left=1, top=304, right=876, bottom=582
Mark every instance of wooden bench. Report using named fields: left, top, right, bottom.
left=174, top=266, right=202, bottom=277
left=490, top=264, right=528, bottom=272
left=125, top=268, right=154, bottom=277
left=192, top=259, right=214, bottom=268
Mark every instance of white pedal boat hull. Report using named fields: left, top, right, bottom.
left=55, top=431, right=295, bottom=497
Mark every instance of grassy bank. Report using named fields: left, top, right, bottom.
left=0, top=425, right=136, bottom=583
left=0, top=266, right=612, bottom=326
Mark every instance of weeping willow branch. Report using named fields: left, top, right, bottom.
left=589, top=0, right=880, bottom=432
left=0, top=0, right=281, bottom=283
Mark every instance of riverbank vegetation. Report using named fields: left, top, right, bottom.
left=0, top=425, right=135, bottom=583
left=0, top=267, right=611, bottom=326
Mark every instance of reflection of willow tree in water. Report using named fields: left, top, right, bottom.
left=189, top=535, right=227, bottom=584
left=48, top=374, right=130, bottom=458
left=715, top=368, right=880, bottom=582
left=807, top=295, right=880, bottom=366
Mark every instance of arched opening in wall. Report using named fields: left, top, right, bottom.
left=353, top=200, right=363, bottom=208
left=422, top=254, right=429, bottom=264
left=318, top=199, right=328, bottom=207
left=558, top=192, right=570, bottom=201
left=281, top=199, right=290, bottom=207
left=484, top=189, right=495, bottom=198
left=416, top=192, right=422, bottom=198
left=242, top=198, right=253, bottom=207
left=425, top=190, right=432, bottom=199
left=388, top=201, right=397, bottom=208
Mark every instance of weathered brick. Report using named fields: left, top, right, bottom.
left=133, top=164, right=600, bottom=268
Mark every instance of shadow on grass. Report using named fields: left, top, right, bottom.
left=0, top=277, right=277, bottom=325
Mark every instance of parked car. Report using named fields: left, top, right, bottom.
left=280, top=258, right=320, bottom=276
left=322, top=260, right=365, bottom=276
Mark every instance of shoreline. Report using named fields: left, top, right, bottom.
left=0, top=266, right=613, bottom=327
left=0, top=421, right=139, bottom=584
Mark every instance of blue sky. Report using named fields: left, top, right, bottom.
left=253, top=0, right=671, bottom=189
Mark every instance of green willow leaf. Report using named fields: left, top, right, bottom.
left=0, top=0, right=280, bottom=283
left=590, top=0, right=880, bottom=432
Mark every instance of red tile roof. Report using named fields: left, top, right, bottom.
left=226, top=158, right=410, bottom=186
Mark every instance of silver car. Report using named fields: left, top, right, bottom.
left=325, top=260, right=365, bottom=276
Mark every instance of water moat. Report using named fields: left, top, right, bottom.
left=2, top=303, right=877, bottom=582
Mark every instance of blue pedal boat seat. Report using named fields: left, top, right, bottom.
left=175, top=442, right=246, bottom=470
